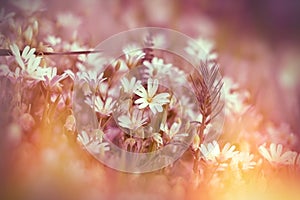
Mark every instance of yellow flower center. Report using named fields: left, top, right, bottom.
left=147, top=97, right=153, bottom=103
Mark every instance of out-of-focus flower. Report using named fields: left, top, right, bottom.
left=0, top=8, right=15, bottom=24
left=11, top=0, right=45, bottom=15
left=200, top=140, right=238, bottom=167
left=231, top=152, right=256, bottom=170
left=143, top=57, right=172, bottom=78
left=45, top=35, right=62, bottom=46
left=185, top=37, right=217, bottom=61
left=152, top=132, right=163, bottom=147
left=93, top=128, right=105, bottom=143
left=77, top=130, right=109, bottom=154
left=118, top=109, right=148, bottom=130
left=64, top=115, right=76, bottom=132
left=222, top=77, right=250, bottom=116
left=134, top=78, right=170, bottom=114
left=43, top=67, right=68, bottom=89
left=122, top=43, right=145, bottom=68
left=160, top=120, right=181, bottom=139
left=85, top=96, right=115, bottom=116
left=209, top=173, right=224, bottom=189
left=120, top=76, right=141, bottom=95
left=258, top=143, right=298, bottom=165
left=0, top=64, right=11, bottom=77
left=77, top=70, right=106, bottom=94
left=77, top=52, right=108, bottom=72
left=144, top=33, right=167, bottom=49
left=57, top=12, right=82, bottom=29
left=266, top=123, right=298, bottom=147
left=200, top=141, right=220, bottom=160
left=63, top=40, right=86, bottom=51
left=151, top=34, right=167, bottom=49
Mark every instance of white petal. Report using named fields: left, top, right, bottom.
left=148, top=78, right=158, bottom=98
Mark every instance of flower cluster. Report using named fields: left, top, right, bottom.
left=0, top=2, right=299, bottom=200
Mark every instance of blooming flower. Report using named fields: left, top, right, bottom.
left=185, top=37, right=217, bottom=61
left=85, top=96, right=115, bottom=116
left=231, top=152, right=257, bottom=170
left=9, top=44, right=50, bottom=82
left=77, top=130, right=109, bottom=154
left=160, top=120, right=181, bottom=139
left=151, top=33, right=166, bottom=48
left=134, top=78, right=170, bottom=114
left=258, top=143, right=298, bottom=165
left=11, top=0, right=44, bottom=15
left=222, top=77, right=250, bottom=116
left=0, top=8, right=15, bottom=24
left=143, top=57, right=172, bottom=78
left=122, top=43, right=145, bottom=68
left=57, top=12, right=82, bottom=29
left=43, top=67, right=68, bottom=89
left=10, top=44, right=35, bottom=70
left=200, top=140, right=238, bottom=163
left=45, top=35, right=62, bottom=46
left=77, top=52, right=108, bottom=72
left=77, top=70, right=106, bottom=94
left=118, top=109, right=148, bottom=130
left=120, top=76, right=141, bottom=95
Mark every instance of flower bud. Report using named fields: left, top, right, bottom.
left=64, top=114, right=76, bottom=132
left=191, top=134, right=200, bottom=151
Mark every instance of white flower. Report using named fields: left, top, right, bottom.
left=0, top=64, right=12, bottom=77
left=10, top=44, right=35, bottom=69
left=185, top=37, right=217, bottom=61
left=160, top=120, right=181, bottom=139
left=134, top=78, right=170, bottom=114
left=0, top=8, right=15, bottom=24
left=151, top=34, right=166, bottom=48
left=77, top=70, right=106, bottom=93
left=57, top=12, right=81, bottom=29
left=222, top=77, right=250, bottom=116
left=120, top=77, right=141, bottom=95
left=85, top=96, right=115, bottom=116
left=144, top=33, right=167, bottom=49
left=200, top=140, right=238, bottom=163
left=63, top=41, right=86, bottom=51
left=152, top=133, right=163, bottom=146
left=43, top=67, right=68, bottom=89
left=77, top=52, right=108, bottom=71
left=199, top=140, right=220, bottom=161
left=122, top=43, right=145, bottom=68
left=258, top=143, right=298, bottom=165
left=118, top=109, right=148, bottom=130
left=143, top=57, right=172, bottom=78
left=231, top=152, right=256, bottom=170
left=11, top=0, right=44, bottom=15
left=77, top=131, right=109, bottom=154
left=9, top=44, right=50, bottom=82
left=45, top=35, right=61, bottom=46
